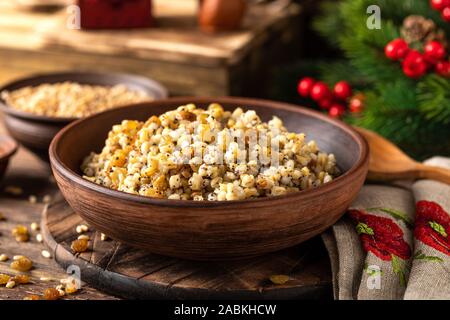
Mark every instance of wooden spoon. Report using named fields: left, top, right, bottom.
left=354, top=127, right=450, bottom=184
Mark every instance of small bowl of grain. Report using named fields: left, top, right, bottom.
left=0, top=135, right=18, bottom=181
left=0, top=72, right=168, bottom=161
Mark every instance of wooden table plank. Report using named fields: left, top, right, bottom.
left=0, top=116, right=118, bottom=300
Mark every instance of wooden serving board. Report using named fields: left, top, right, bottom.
left=41, top=195, right=332, bottom=300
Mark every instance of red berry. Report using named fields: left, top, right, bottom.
left=318, top=97, right=334, bottom=110
left=297, top=77, right=315, bottom=97
left=333, top=81, right=352, bottom=101
left=328, top=104, right=346, bottom=118
left=385, top=39, right=409, bottom=60
left=424, top=41, right=446, bottom=63
left=435, top=61, right=450, bottom=77
left=402, top=50, right=428, bottom=79
left=430, top=0, right=450, bottom=10
left=310, top=82, right=331, bottom=101
left=442, top=7, right=450, bottom=22
left=349, top=95, right=364, bottom=113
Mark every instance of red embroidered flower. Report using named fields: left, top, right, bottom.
left=349, top=209, right=411, bottom=261
left=415, top=200, right=450, bottom=256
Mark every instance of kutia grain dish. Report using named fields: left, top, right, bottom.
left=1, top=82, right=151, bottom=118
left=82, top=103, right=340, bottom=201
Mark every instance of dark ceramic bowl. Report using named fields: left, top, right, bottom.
left=50, top=97, right=369, bottom=260
left=0, top=135, right=18, bottom=181
left=0, top=72, right=168, bottom=161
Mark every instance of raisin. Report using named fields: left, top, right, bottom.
left=23, top=295, right=40, bottom=300
left=12, top=225, right=28, bottom=236
left=71, top=239, right=88, bottom=253
left=43, top=288, right=60, bottom=300
left=10, top=256, right=33, bottom=272
left=13, top=274, right=30, bottom=284
left=12, top=225, right=29, bottom=242
left=65, top=281, right=78, bottom=295
left=15, top=234, right=30, bottom=242
left=0, top=273, right=11, bottom=285
left=179, top=110, right=196, bottom=121
left=269, top=274, right=290, bottom=285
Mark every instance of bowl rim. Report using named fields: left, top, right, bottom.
left=0, top=71, right=169, bottom=123
left=49, top=96, right=369, bottom=208
left=0, top=135, right=19, bottom=161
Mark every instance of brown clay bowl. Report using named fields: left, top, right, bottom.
left=0, top=135, right=19, bottom=181
left=0, top=72, right=168, bottom=161
left=49, top=97, right=369, bottom=261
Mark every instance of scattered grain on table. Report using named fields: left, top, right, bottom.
left=269, top=274, right=290, bottom=285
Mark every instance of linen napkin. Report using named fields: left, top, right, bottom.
left=322, top=157, right=450, bottom=300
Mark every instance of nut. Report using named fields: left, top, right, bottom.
left=0, top=254, right=9, bottom=262
left=77, top=235, right=90, bottom=241
left=41, top=250, right=51, bottom=259
left=30, top=222, right=40, bottom=231
left=28, top=195, right=37, bottom=204
left=42, top=195, right=52, bottom=204
left=6, top=280, right=16, bottom=289
left=40, top=277, right=52, bottom=281
left=76, top=224, right=89, bottom=234
left=100, top=233, right=109, bottom=241
left=36, top=233, right=43, bottom=243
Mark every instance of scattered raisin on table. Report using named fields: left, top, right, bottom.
left=269, top=274, right=290, bottom=285
left=13, top=274, right=30, bottom=284
left=43, top=288, right=60, bottom=300
left=0, top=273, right=11, bottom=285
left=12, top=225, right=30, bottom=242
left=10, top=256, right=33, bottom=272
left=71, top=239, right=89, bottom=253
left=65, top=280, right=79, bottom=294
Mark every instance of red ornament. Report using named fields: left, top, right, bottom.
left=385, top=39, right=409, bottom=60
left=436, top=61, right=450, bottom=77
left=402, top=50, right=428, bottom=78
left=430, top=0, right=450, bottom=10
left=333, top=81, right=352, bottom=101
left=328, top=104, right=346, bottom=118
left=310, top=82, right=332, bottom=101
left=349, top=94, right=365, bottom=113
left=297, top=77, right=315, bottom=97
left=442, top=7, right=450, bottom=22
left=318, top=97, right=334, bottom=110
left=424, top=41, right=446, bottom=63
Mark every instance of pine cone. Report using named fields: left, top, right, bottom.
left=401, top=15, right=448, bottom=49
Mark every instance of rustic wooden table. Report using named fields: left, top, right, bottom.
left=0, top=0, right=301, bottom=96
left=0, top=118, right=118, bottom=300
left=0, top=115, right=332, bottom=300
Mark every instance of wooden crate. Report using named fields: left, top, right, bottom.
left=0, top=0, right=301, bottom=96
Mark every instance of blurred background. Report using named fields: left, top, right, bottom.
left=0, top=0, right=449, bottom=159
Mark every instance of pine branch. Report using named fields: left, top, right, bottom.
left=418, top=74, right=450, bottom=124
left=313, top=0, right=450, bottom=159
